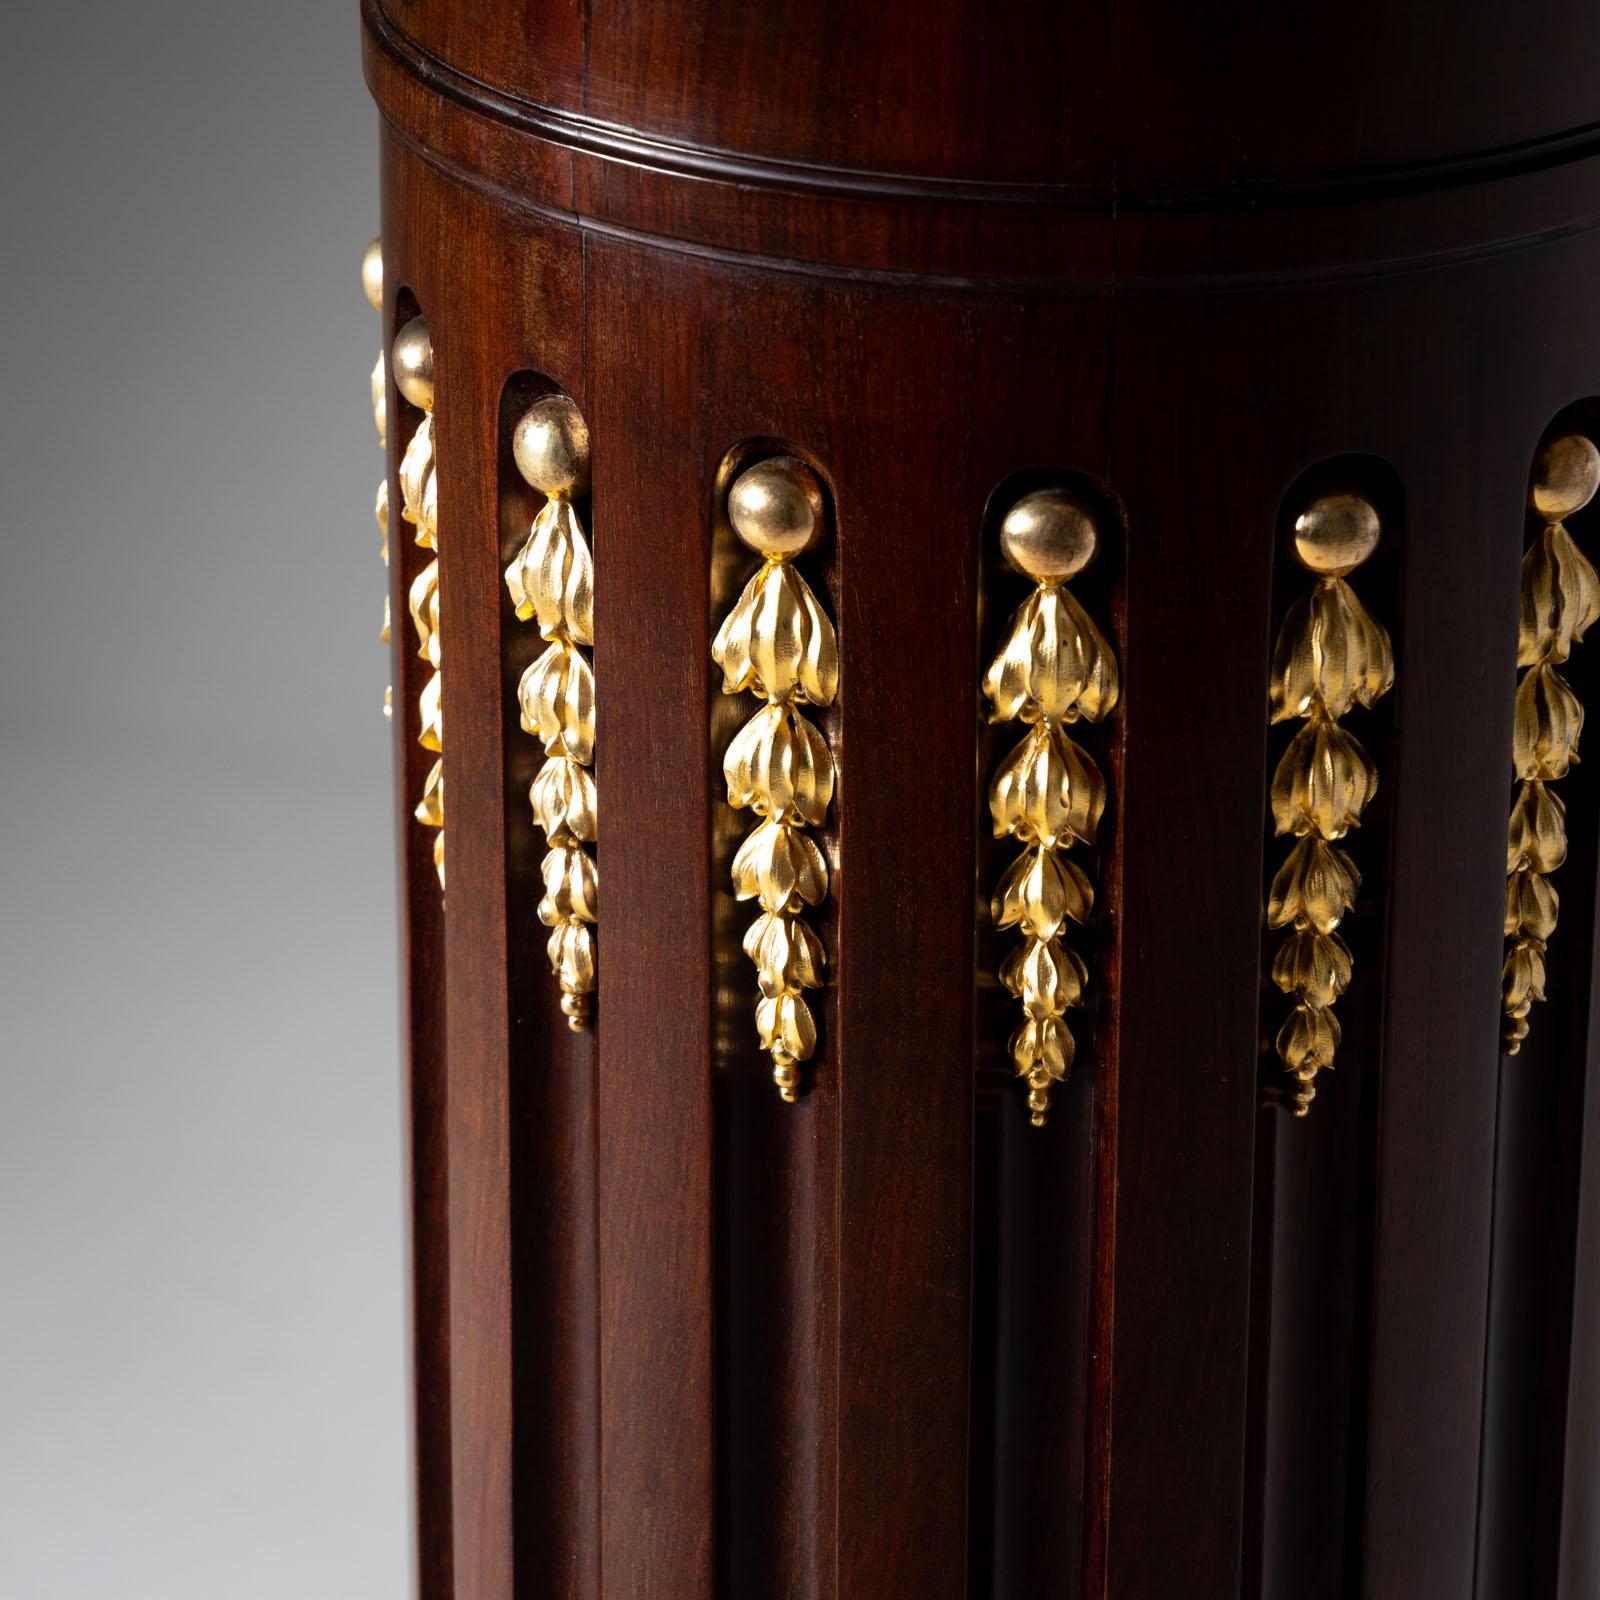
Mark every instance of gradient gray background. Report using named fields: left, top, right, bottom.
left=1, top=3, right=409, bottom=1594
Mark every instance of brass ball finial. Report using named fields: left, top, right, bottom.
left=1531, top=434, right=1600, bottom=522
left=361, top=237, right=383, bottom=312
left=1293, top=493, right=1380, bottom=577
left=512, top=395, right=591, bottom=501
left=999, top=488, right=1098, bottom=584
left=729, top=457, right=825, bottom=560
left=392, top=316, right=435, bottom=412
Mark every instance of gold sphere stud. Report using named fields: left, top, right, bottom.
left=1531, top=434, right=1600, bottom=521
left=361, top=237, right=383, bottom=312
left=392, top=317, right=435, bottom=412
left=513, top=395, right=592, bottom=501
left=729, top=457, right=825, bottom=560
left=1293, top=492, right=1381, bottom=577
left=999, top=488, right=1098, bottom=584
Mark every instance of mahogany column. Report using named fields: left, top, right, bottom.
left=364, top=4, right=1600, bottom=1597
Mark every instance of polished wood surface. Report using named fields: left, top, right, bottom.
left=366, top=4, right=1600, bottom=1595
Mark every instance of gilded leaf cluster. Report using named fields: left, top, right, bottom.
left=713, top=556, right=838, bottom=1101
left=506, top=493, right=598, bottom=1029
left=1502, top=516, right=1600, bottom=1051
left=1265, top=575, right=1393, bottom=1114
left=984, top=576, right=1119, bottom=1127
left=399, top=406, right=445, bottom=889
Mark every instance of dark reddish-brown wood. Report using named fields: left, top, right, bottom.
left=365, top=4, right=1600, bottom=1595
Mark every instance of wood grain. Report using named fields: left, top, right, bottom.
left=364, top=7, right=1600, bottom=1597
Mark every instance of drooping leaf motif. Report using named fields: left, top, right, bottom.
left=1263, top=532, right=1394, bottom=1108
left=418, top=668, right=442, bottom=754
left=983, top=585, right=1119, bottom=725
left=1009, top=1014, right=1075, bottom=1085
left=1265, top=835, right=1360, bottom=934
left=398, top=392, right=445, bottom=887
left=999, top=936, right=1088, bottom=1019
left=1507, top=778, right=1566, bottom=874
left=530, top=754, right=596, bottom=844
left=505, top=413, right=600, bottom=1028
left=505, top=499, right=594, bottom=644
left=756, top=993, right=817, bottom=1061
left=712, top=494, right=840, bottom=1098
left=399, top=414, right=436, bottom=549
left=1513, top=661, right=1584, bottom=781
left=712, top=560, right=838, bottom=706
left=539, top=843, right=598, bottom=926
left=1270, top=927, right=1352, bottom=1010
left=1496, top=450, right=1600, bottom=1051
left=416, top=758, right=444, bottom=829
left=980, top=536, right=1122, bottom=1127
left=723, top=702, right=834, bottom=826
left=410, top=559, right=440, bottom=667
left=742, top=911, right=826, bottom=998
left=1270, top=713, right=1379, bottom=840
left=1505, top=865, right=1558, bottom=942
left=1276, top=1001, right=1341, bottom=1075
left=988, top=723, right=1106, bottom=849
left=731, top=820, right=828, bottom=913
left=518, top=641, right=595, bottom=764
left=1502, top=940, right=1547, bottom=1018
left=1519, top=522, right=1600, bottom=667
left=991, top=844, right=1095, bottom=940
left=546, top=921, right=595, bottom=994
left=1269, top=577, right=1395, bottom=722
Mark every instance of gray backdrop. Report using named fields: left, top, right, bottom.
left=1, top=3, right=409, bottom=1594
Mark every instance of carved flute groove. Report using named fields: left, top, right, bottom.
left=1265, top=493, right=1393, bottom=1115
left=982, top=488, right=1119, bottom=1128
left=1501, top=433, right=1600, bottom=1053
left=712, top=457, right=837, bottom=1102
left=506, top=396, right=597, bottom=1031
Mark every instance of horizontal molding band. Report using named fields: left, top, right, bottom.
left=368, top=0, right=1600, bottom=214
left=365, top=0, right=1600, bottom=287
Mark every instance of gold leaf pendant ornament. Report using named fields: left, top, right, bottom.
left=505, top=396, right=597, bottom=1031
left=362, top=239, right=394, bottom=719
left=393, top=316, right=445, bottom=890
left=982, top=489, right=1120, bottom=1128
left=712, top=458, right=837, bottom=1102
left=1501, top=434, right=1600, bottom=1052
left=1265, top=494, right=1394, bottom=1115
